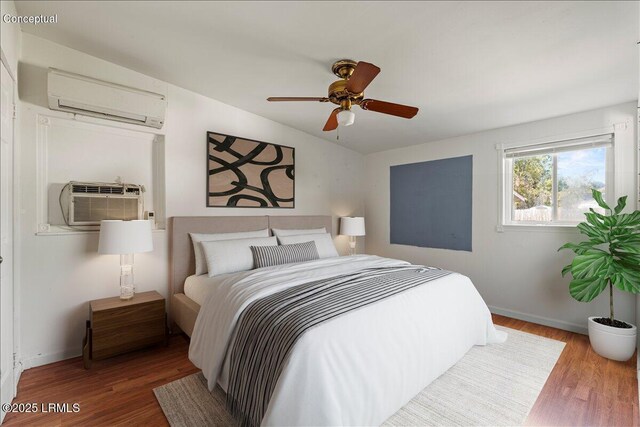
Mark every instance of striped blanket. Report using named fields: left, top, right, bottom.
left=226, top=265, right=452, bottom=427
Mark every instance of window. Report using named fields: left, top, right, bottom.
left=501, top=133, right=613, bottom=226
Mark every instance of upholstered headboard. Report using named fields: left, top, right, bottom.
left=169, top=215, right=333, bottom=296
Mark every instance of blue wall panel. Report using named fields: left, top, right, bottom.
left=390, top=155, right=472, bottom=251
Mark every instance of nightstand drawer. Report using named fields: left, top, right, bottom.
left=92, top=318, right=166, bottom=359
left=84, top=291, right=167, bottom=367
left=92, top=301, right=164, bottom=332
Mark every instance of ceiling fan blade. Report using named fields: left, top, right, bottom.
left=360, top=99, right=419, bottom=119
left=323, top=108, right=340, bottom=131
left=267, top=97, right=328, bottom=102
left=346, top=62, right=380, bottom=93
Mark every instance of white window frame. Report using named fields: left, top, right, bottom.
left=497, top=130, right=615, bottom=231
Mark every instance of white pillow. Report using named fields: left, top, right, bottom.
left=277, top=233, right=339, bottom=259
left=202, top=236, right=277, bottom=277
left=190, top=229, right=269, bottom=275
left=272, top=227, right=326, bottom=238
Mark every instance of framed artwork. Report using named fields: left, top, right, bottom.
left=207, top=131, right=295, bottom=208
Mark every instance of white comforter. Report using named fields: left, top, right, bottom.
left=189, top=255, right=506, bottom=426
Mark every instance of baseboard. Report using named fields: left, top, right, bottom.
left=21, top=348, right=81, bottom=370
left=489, top=305, right=588, bottom=335
left=13, top=360, right=22, bottom=393
left=1, top=368, right=14, bottom=423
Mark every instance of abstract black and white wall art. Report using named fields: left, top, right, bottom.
left=390, top=155, right=472, bottom=251
left=207, top=132, right=295, bottom=208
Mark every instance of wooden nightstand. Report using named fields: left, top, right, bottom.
left=82, top=291, right=167, bottom=369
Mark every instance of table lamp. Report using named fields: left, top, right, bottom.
left=340, top=217, right=365, bottom=256
left=98, top=220, right=153, bottom=300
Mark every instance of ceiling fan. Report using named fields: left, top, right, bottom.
left=267, top=59, right=419, bottom=131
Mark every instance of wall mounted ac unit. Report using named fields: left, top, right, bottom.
left=62, top=181, right=145, bottom=226
left=47, top=68, right=166, bottom=129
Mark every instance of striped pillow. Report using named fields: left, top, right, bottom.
left=251, top=241, right=320, bottom=268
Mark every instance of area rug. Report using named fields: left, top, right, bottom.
left=154, top=326, right=565, bottom=426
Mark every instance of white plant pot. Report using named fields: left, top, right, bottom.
left=587, top=316, right=637, bottom=362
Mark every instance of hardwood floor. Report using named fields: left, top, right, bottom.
left=3, top=315, right=638, bottom=426
left=3, top=336, right=198, bottom=426
left=494, top=314, right=639, bottom=427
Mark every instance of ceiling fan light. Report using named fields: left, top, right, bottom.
left=337, top=109, right=355, bottom=127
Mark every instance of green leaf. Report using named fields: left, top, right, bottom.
left=570, top=250, right=611, bottom=280
left=617, top=252, right=640, bottom=267
left=614, top=196, right=627, bottom=215
left=577, top=222, right=607, bottom=241
left=613, top=242, right=640, bottom=254
left=561, top=263, right=572, bottom=277
left=610, top=264, right=640, bottom=294
left=584, top=212, right=605, bottom=229
left=588, top=208, right=606, bottom=219
left=558, top=241, right=597, bottom=255
left=611, top=236, right=640, bottom=252
left=610, top=211, right=640, bottom=227
left=592, top=189, right=610, bottom=211
left=586, top=236, right=608, bottom=246
left=610, top=228, right=640, bottom=239
left=569, top=276, right=608, bottom=302
left=611, top=239, right=639, bottom=253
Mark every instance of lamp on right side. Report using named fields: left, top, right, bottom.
left=340, top=216, right=365, bottom=256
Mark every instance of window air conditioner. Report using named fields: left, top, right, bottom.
left=62, top=181, right=145, bottom=226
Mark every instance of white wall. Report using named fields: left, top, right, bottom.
left=0, top=0, right=20, bottom=78
left=365, top=102, right=638, bottom=334
left=17, top=33, right=364, bottom=367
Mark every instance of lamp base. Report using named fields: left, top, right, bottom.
left=348, top=236, right=357, bottom=256
left=120, top=287, right=135, bottom=300
left=120, top=254, right=135, bottom=300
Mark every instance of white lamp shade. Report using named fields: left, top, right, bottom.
left=98, top=220, right=153, bottom=254
left=340, top=217, right=365, bottom=236
left=337, top=109, right=355, bottom=127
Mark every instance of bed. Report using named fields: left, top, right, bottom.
left=169, top=215, right=333, bottom=336
left=169, top=215, right=506, bottom=426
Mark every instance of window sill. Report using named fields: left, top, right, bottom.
left=36, top=226, right=166, bottom=236
left=496, top=224, right=580, bottom=233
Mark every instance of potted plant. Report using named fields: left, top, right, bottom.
left=559, top=189, right=640, bottom=361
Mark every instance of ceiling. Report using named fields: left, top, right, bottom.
left=15, top=1, right=639, bottom=154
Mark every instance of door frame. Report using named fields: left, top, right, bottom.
left=0, top=51, right=20, bottom=420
